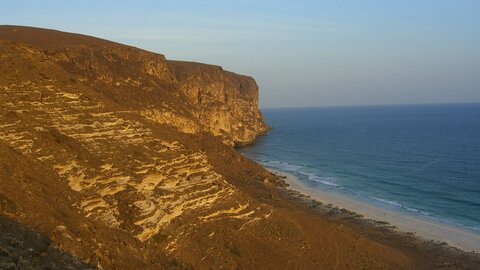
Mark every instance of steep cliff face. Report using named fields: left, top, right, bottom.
left=168, top=61, right=269, bottom=146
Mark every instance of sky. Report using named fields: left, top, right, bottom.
left=1, top=0, right=479, bottom=108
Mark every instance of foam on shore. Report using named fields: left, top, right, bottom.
left=273, top=169, right=480, bottom=253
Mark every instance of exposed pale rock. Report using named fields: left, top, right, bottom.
left=168, top=61, right=270, bottom=145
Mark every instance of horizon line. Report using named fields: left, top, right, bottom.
left=261, top=101, right=480, bottom=110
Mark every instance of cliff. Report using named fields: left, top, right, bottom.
left=168, top=61, right=269, bottom=146
left=0, top=26, right=450, bottom=270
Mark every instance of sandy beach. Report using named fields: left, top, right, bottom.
left=273, top=169, right=480, bottom=253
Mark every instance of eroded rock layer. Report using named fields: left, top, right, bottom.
left=168, top=61, right=269, bottom=145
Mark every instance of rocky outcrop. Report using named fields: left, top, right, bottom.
left=168, top=61, right=269, bottom=146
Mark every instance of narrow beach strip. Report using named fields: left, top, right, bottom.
left=272, top=169, right=480, bottom=253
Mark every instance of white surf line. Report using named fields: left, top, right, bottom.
left=272, top=169, right=480, bottom=253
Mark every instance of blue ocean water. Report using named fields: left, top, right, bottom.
left=239, top=103, right=480, bottom=232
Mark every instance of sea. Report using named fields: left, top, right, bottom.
left=239, top=103, right=480, bottom=232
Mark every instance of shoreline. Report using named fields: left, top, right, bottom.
left=271, top=169, right=480, bottom=253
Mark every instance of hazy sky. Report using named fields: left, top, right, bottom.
left=1, top=0, right=479, bottom=108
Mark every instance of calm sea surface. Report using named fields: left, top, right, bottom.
left=239, top=104, right=480, bottom=231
